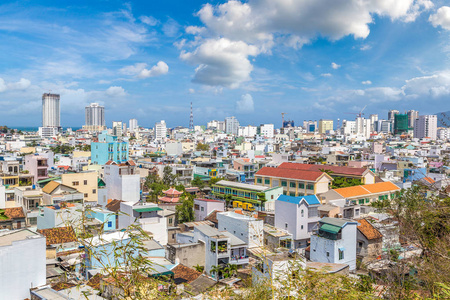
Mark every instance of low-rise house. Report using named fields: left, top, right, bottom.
left=274, top=195, right=321, bottom=248
left=212, top=180, right=283, bottom=211
left=86, top=207, right=117, bottom=232
left=217, top=211, right=264, bottom=249
left=166, top=240, right=206, bottom=269
left=357, top=219, right=383, bottom=264
left=263, top=224, right=293, bottom=252
left=61, top=171, right=98, bottom=204
left=310, top=217, right=358, bottom=271
left=0, top=229, right=46, bottom=300
left=0, top=207, right=26, bottom=229
left=233, top=158, right=256, bottom=181
left=42, top=181, right=84, bottom=205
left=194, top=198, right=225, bottom=221
left=37, top=203, right=82, bottom=230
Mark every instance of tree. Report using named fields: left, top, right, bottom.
left=209, top=176, right=223, bottom=186
left=162, top=166, right=176, bottom=186
left=196, top=142, right=209, bottom=151
left=175, top=193, right=195, bottom=223
left=210, top=265, right=221, bottom=279
left=191, top=177, right=206, bottom=191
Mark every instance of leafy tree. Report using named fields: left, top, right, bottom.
left=175, top=193, right=195, bottom=223
left=209, top=176, right=224, bottom=186
left=162, top=166, right=177, bottom=186
left=196, top=142, right=210, bottom=151
left=191, top=177, right=206, bottom=191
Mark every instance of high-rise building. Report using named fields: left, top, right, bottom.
left=225, top=117, right=239, bottom=135
left=39, top=93, right=61, bottom=137
left=155, top=120, right=167, bottom=141
left=112, top=121, right=123, bottom=136
left=369, top=114, right=378, bottom=132
left=129, top=118, right=138, bottom=132
left=318, top=119, right=333, bottom=134
left=407, top=110, right=419, bottom=129
left=303, top=120, right=317, bottom=133
left=341, top=120, right=356, bottom=135
left=84, top=103, right=105, bottom=132
left=377, top=120, right=392, bottom=134
left=394, top=114, right=409, bottom=135
left=260, top=124, right=274, bottom=138
left=355, top=117, right=371, bottom=138
left=388, top=110, right=399, bottom=123
left=414, top=115, right=437, bottom=140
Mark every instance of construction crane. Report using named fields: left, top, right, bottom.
left=281, top=112, right=287, bottom=128
left=344, top=105, right=367, bottom=118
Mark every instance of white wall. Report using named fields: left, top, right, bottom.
left=217, top=213, right=263, bottom=248
left=0, top=185, right=5, bottom=209
left=0, top=233, right=46, bottom=299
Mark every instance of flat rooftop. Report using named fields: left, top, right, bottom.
left=214, top=180, right=268, bottom=192
left=0, top=229, right=42, bottom=247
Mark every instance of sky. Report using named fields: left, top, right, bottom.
left=0, top=0, right=450, bottom=128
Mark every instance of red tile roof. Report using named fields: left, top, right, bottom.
left=256, top=166, right=325, bottom=182
left=278, top=162, right=370, bottom=176
left=4, top=207, right=25, bottom=219
left=38, top=226, right=77, bottom=246
left=158, top=196, right=180, bottom=203
left=163, top=188, right=183, bottom=196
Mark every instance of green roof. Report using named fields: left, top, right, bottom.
left=320, top=224, right=341, bottom=234
left=37, top=177, right=60, bottom=184
left=133, top=207, right=163, bottom=213
left=98, top=178, right=106, bottom=187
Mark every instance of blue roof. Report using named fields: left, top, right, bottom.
left=277, top=194, right=320, bottom=206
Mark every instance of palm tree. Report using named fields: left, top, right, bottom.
left=224, top=263, right=237, bottom=278
left=210, top=265, right=221, bottom=280
left=193, top=264, right=204, bottom=273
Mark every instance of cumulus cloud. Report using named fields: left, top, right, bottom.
left=180, top=38, right=260, bottom=88
left=331, top=62, right=341, bottom=69
left=189, top=88, right=195, bottom=94
left=120, top=61, right=169, bottom=79
left=321, top=73, right=332, bottom=77
left=180, top=0, right=432, bottom=88
left=429, top=6, right=450, bottom=30
left=362, top=80, right=372, bottom=85
left=236, top=93, right=254, bottom=113
left=0, top=77, right=32, bottom=92
left=106, top=86, right=126, bottom=97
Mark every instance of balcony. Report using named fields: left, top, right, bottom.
left=229, top=255, right=249, bottom=265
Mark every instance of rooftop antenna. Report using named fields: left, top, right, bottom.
left=189, top=102, right=194, bottom=132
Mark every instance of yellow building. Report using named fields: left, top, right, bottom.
left=61, top=171, right=98, bottom=203
left=318, top=119, right=334, bottom=134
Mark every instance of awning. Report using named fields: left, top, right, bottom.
left=134, top=207, right=163, bottom=213
left=320, top=224, right=341, bottom=234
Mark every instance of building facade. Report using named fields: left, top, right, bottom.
left=84, top=103, right=105, bottom=132
left=318, top=119, right=333, bottom=134
left=414, top=115, right=438, bottom=140
left=91, top=131, right=129, bottom=165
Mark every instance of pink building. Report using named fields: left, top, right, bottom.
left=194, top=198, right=225, bottom=221
left=24, top=154, right=49, bottom=184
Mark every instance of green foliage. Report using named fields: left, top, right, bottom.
left=162, top=166, right=177, bottom=186
left=196, top=142, right=209, bottom=151
left=50, top=144, right=74, bottom=154
left=331, top=176, right=363, bottom=189
left=175, top=193, right=195, bottom=223
left=193, top=264, right=204, bottom=273
left=76, top=144, right=91, bottom=152
left=191, top=177, right=206, bottom=191
left=208, top=176, right=224, bottom=186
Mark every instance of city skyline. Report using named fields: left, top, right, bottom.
left=0, top=1, right=449, bottom=127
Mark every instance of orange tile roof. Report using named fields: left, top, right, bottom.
left=358, top=219, right=383, bottom=240
left=38, top=226, right=77, bottom=246
left=423, top=177, right=435, bottom=184
left=256, top=167, right=326, bottom=182
left=334, top=181, right=400, bottom=198
left=4, top=207, right=25, bottom=219
left=42, top=181, right=60, bottom=194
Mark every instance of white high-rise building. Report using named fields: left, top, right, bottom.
left=414, top=115, right=437, bottom=140
left=370, top=114, right=378, bottom=132
left=355, top=117, right=371, bottom=138
left=42, top=93, right=60, bottom=128
left=129, top=118, right=138, bottom=132
left=84, top=103, right=105, bottom=132
left=260, top=124, right=274, bottom=138
left=155, top=120, right=167, bottom=141
left=112, top=121, right=123, bottom=136
left=238, top=125, right=257, bottom=137
left=407, top=110, right=419, bottom=129
left=388, top=110, right=399, bottom=123
left=437, top=128, right=450, bottom=141
left=225, top=116, right=239, bottom=135
left=207, top=120, right=219, bottom=129
left=341, top=120, right=356, bottom=135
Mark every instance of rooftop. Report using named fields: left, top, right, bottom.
left=0, top=229, right=43, bottom=246
left=333, top=181, right=400, bottom=198
left=357, top=219, right=383, bottom=240
left=195, top=224, right=228, bottom=239
left=38, top=226, right=77, bottom=246
left=278, top=162, right=370, bottom=176
left=320, top=217, right=357, bottom=228
left=277, top=194, right=321, bottom=206
left=256, top=167, right=326, bottom=182
left=214, top=180, right=268, bottom=191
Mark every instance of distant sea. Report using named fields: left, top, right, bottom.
left=11, top=126, right=82, bottom=132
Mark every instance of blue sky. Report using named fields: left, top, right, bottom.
left=0, top=0, right=449, bottom=128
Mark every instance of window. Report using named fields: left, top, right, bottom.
left=72, top=181, right=79, bottom=186
left=84, top=193, right=88, bottom=198
left=285, top=223, right=288, bottom=230
left=201, top=207, right=204, bottom=212
left=301, top=225, right=304, bottom=230
left=84, top=180, right=88, bottom=185
left=339, top=249, right=344, bottom=260
left=108, top=221, right=112, bottom=227
left=271, top=195, right=274, bottom=199
left=290, top=182, right=296, bottom=188
left=365, top=198, right=370, bottom=203
left=326, top=251, right=330, bottom=257
left=358, top=241, right=363, bottom=248
left=359, top=199, right=364, bottom=205
left=169, top=218, right=173, bottom=224
left=299, top=183, right=305, bottom=189
left=194, top=204, right=200, bottom=210
left=92, top=189, right=96, bottom=194
left=290, top=192, right=296, bottom=196
left=257, top=178, right=262, bottom=184
left=264, top=179, right=270, bottom=185
left=307, top=184, right=314, bottom=190
left=281, top=181, right=287, bottom=187
left=301, top=209, right=304, bottom=217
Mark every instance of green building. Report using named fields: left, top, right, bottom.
left=394, top=114, right=409, bottom=135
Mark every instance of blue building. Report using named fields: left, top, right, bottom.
left=85, top=207, right=117, bottom=231
left=91, top=131, right=129, bottom=165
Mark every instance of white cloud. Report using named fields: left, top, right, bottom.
left=162, top=18, right=180, bottom=37
left=140, top=15, right=159, bottom=26
left=0, top=79, right=6, bottom=92
left=331, top=62, right=341, bottom=69
left=180, top=38, right=260, bottom=88
left=321, top=73, right=332, bottom=77
left=0, top=77, right=32, bottom=92
left=429, top=6, right=450, bottom=30
left=360, top=44, right=372, bottom=51
left=106, top=86, right=126, bottom=97
left=236, top=93, right=254, bottom=113
left=362, top=80, right=372, bottom=85
left=181, top=0, right=431, bottom=88
left=120, top=61, right=169, bottom=79
left=189, top=88, right=195, bottom=94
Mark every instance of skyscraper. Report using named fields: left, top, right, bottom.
left=39, top=93, right=60, bottom=137
left=414, top=115, right=437, bottom=140
left=388, top=110, right=399, bottom=122
left=225, top=116, right=239, bottom=135
left=129, top=118, right=138, bottom=132
left=112, top=121, right=123, bottom=136
left=42, top=93, right=60, bottom=128
left=318, top=119, right=333, bottom=134
left=155, top=120, right=167, bottom=141
left=84, top=103, right=105, bottom=132
left=407, top=110, right=419, bottom=129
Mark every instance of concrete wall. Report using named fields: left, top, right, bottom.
left=0, top=234, right=46, bottom=300
left=62, top=171, right=98, bottom=203
left=217, top=213, right=263, bottom=248
left=194, top=199, right=224, bottom=221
